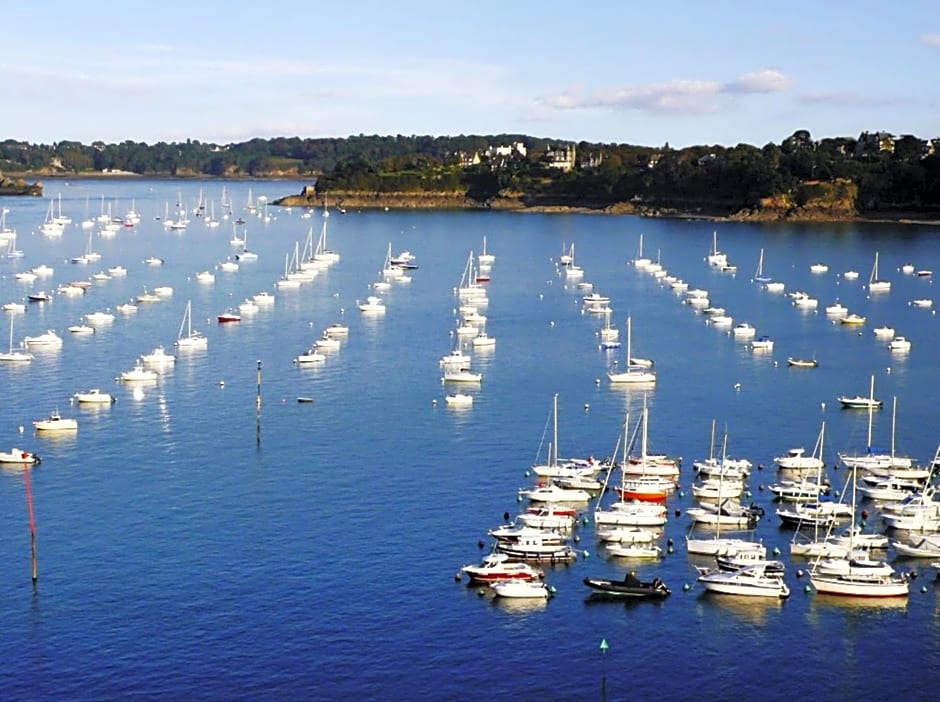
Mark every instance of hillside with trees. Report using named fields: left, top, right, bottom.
left=2, top=130, right=940, bottom=220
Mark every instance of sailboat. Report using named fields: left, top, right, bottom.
left=0, top=207, right=14, bottom=240
left=40, top=199, right=64, bottom=237
left=313, top=204, right=340, bottom=264
left=236, top=226, right=258, bottom=261
left=563, top=243, right=584, bottom=279
left=868, top=251, right=891, bottom=292
left=839, top=379, right=917, bottom=475
left=594, top=411, right=668, bottom=529
left=0, top=314, right=33, bottom=363
left=633, top=234, right=651, bottom=270
left=810, top=453, right=909, bottom=597
left=608, top=316, right=656, bottom=384
left=599, top=308, right=620, bottom=349
left=530, top=394, right=592, bottom=480
left=753, top=248, right=773, bottom=284
left=478, top=235, right=495, bottom=265
left=174, top=301, right=208, bottom=350
left=706, top=231, right=727, bottom=267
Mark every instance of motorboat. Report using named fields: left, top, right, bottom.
left=583, top=573, right=670, bottom=599
left=238, top=299, right=259, bottom=315
left=810, top=263, right=829, bottom=274
left=605, top=543, right=663, bottom=559
left=732, top=322, right=756, bottom=339
left=838, top=395, right=882, bottom=410
left=691, top=478, right=745, bottom=502
left=840, top=313, right=866, bottom=326
left=136, top=290, right=160, bottom=304
left=519, top=481, right=592, bottom=503
left=154, top=286, right=173, bottom=297
left=295, top=348, right=326, bottom=364
left=912, top=298, right=933, bottom=308
left=358, top=296, right=386, bottom=313
left=471, top=333, right=496, bottom=348
left=493, top=533, right=579, bottom=562
left=28, top=291, right=53, bottom=303
left=444, top=393, right=473, bottom=407
left=461, top=553, right=542, bottom=584
left=2, top=300, right=26, bottom=313
left=843, top=270, right=860, bottom=280
left=108, top=265, right=128, bottom=276
left=617, top=475, right=675, bottom=502
left=715, top=550, right=785, bottom=574
left=888, top=336, right=911, bottom=352
left=774, top=447, right=823, bottom=471
left=141, top=346, right=176, bottom=365
left=145, top=257, right=164, bottom=266
left=68, top=323, right=96, bottom=335
left=73, top=388, right=116, bottom=404
left=117, top=302, right=138, bottom=314
left=750, top=336, right=774, bottom=351
left=516, top=505, right=576, bottom=531
left=442, top=368, right=482, bottom=383
left=217, top=309, right=241, bottom=323
left=325, top=322, right=349, bottom=337
left=490, top=580, right=553, bottom=599
left=873, top=325, right=895, bottom=338
left=24, top=330, right=63, bottom=347
left=776, top=500, right=852, bottom=528
left=825, top=301, right=849, bottom=317
left=253, top=291, right=276, bottom=305
left=33, top=411, right=78, bottom=432
left=0, top=447, right=40, bottom=464
left=786, top=357, right=818, bottom=369
left=595, top=526, right=658, bottom=544
left=314, top=333, right=341, bottom=350
left=697, top=564, right=790, bottom=598
left=196, top=270, right=216, bottom=284
left=768, top=476, right=829, bottom=502
left=439, top=348, right=471, bottom=370
left=86, top=311, right=116, bottom=324
left=120, top=363, right=159, bottom=382
left=686, top=499, right=763, bottom=528
left=686, top=537, right=765, bottom=558
left=891, top=534, right=940, bottom=559
left=594, top=500, right=668, bottom=527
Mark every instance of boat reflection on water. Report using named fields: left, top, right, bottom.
left=491, top=595, right=550, bottom=615
left=695, top=591, right=786, bottom=625
left=810, top=594, right=909, bottom=613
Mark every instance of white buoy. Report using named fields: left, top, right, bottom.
left=18, top=425, right=24, bottom=434
left=821, top=402, right=826, bottom=411
left=734, top=383, right=741, bottom=391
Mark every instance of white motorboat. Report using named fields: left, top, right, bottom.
left=73, top=388, right=116, bottom=404
left=108, top=265, right=127, bottom=276
left=68, top=323, right=96, bottom=335
left=891, top=535, right=940, bottom=559
left=141, top=346, right=176, bottom=366
left=24, top=330, right=63, bottom=347
left=471, top=333, right=496, bottom=348
left=358, top=296, right=386, bottom=313
left=314, top=333, right=341, bottom=351
left=0, top=447, right=41, bottom=465
left=444, top=393, right=473, bottom=407
left=750, top=336, right=774, bottom=351
left=196, top=270, right=216, bottom=284
left=768, top=476, right=829, bottom=502
left=295, top=348, right=326, bottom=364
left=809, top=263, right=829, bottom=274
left=912, top=298, right=933, bottom=308
left=888, top=336, right=911, bottom=352
left=519, top=481, right=591, bottom=503
left=825, top=301, right=849, bottom=317
left=120, top=363, right=159, bottom=382
left=774, top=444, right=824, bottom=472
left=697, top=564, right=790, bottom=598
left=117, top=302, right=138, bottom=314
left=442, top=368, right=482, bottom=383
left=843, top=270, right=860, bottom=280
left=33, top=410, right=78, bottom=432
left=605, top=543, right=663, bottom=559
left=732, top=322, right=756, bottom=339
left=439, top=348, right=471, bottom=370
left=490, top=580, right=553, bottom=599
left=86, top=311, right=116, bottom=325
left=2, top=300, right=26, bottom=313
left=324, top=322, right=348, bottom=337
left=253, top=291, right=276, bottom=305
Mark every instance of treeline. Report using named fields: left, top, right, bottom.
left=3, top=131, right=940, bottom=214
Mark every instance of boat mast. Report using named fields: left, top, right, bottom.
left=551, top=393, right=559, bottom=468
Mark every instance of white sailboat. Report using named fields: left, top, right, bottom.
left=174, top=300, right=208, bottom=350
left=753, top=248, right=772, bottom=284
left=478, top=235, right=495, bottom=265
left=810, top=454, right=909, bottom=597
left=0, top=314, right=32, bottom=363
left=868, top=251, right=891, bottom=292
left=633, top=234, right=652, bottom=270
left=313, top=204, right=340, bottom=264
left=608, top=316, right=656, bottom=384
left=706, top=231, right=727, bottom=267
left=599, top=308, right=620, bottom=349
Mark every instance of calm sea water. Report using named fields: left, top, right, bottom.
left=2, top=180, right=940, bottom=699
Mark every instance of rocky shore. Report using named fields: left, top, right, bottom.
left=273, top=184, right=940, bottom=224
left=0, top=173, right=42, bottom=196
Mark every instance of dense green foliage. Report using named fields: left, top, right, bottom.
left=2, top=131, right=940, bottom=214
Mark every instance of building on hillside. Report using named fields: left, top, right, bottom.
left=545, top=144, right=576, bottom=172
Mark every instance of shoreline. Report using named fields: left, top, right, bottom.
left=4, top=172, right=939, bottom=225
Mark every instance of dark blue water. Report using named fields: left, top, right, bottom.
left=2, top=181, right=940, bottom=699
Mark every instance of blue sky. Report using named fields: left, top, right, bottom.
left=4, top=1, right=938, bottom=148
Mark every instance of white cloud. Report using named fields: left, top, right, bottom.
left=539, top=69, right=793, bottom=115
left=724, top=69, right=793, bottom=94
left=921, top=34, right=940, bottom=47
